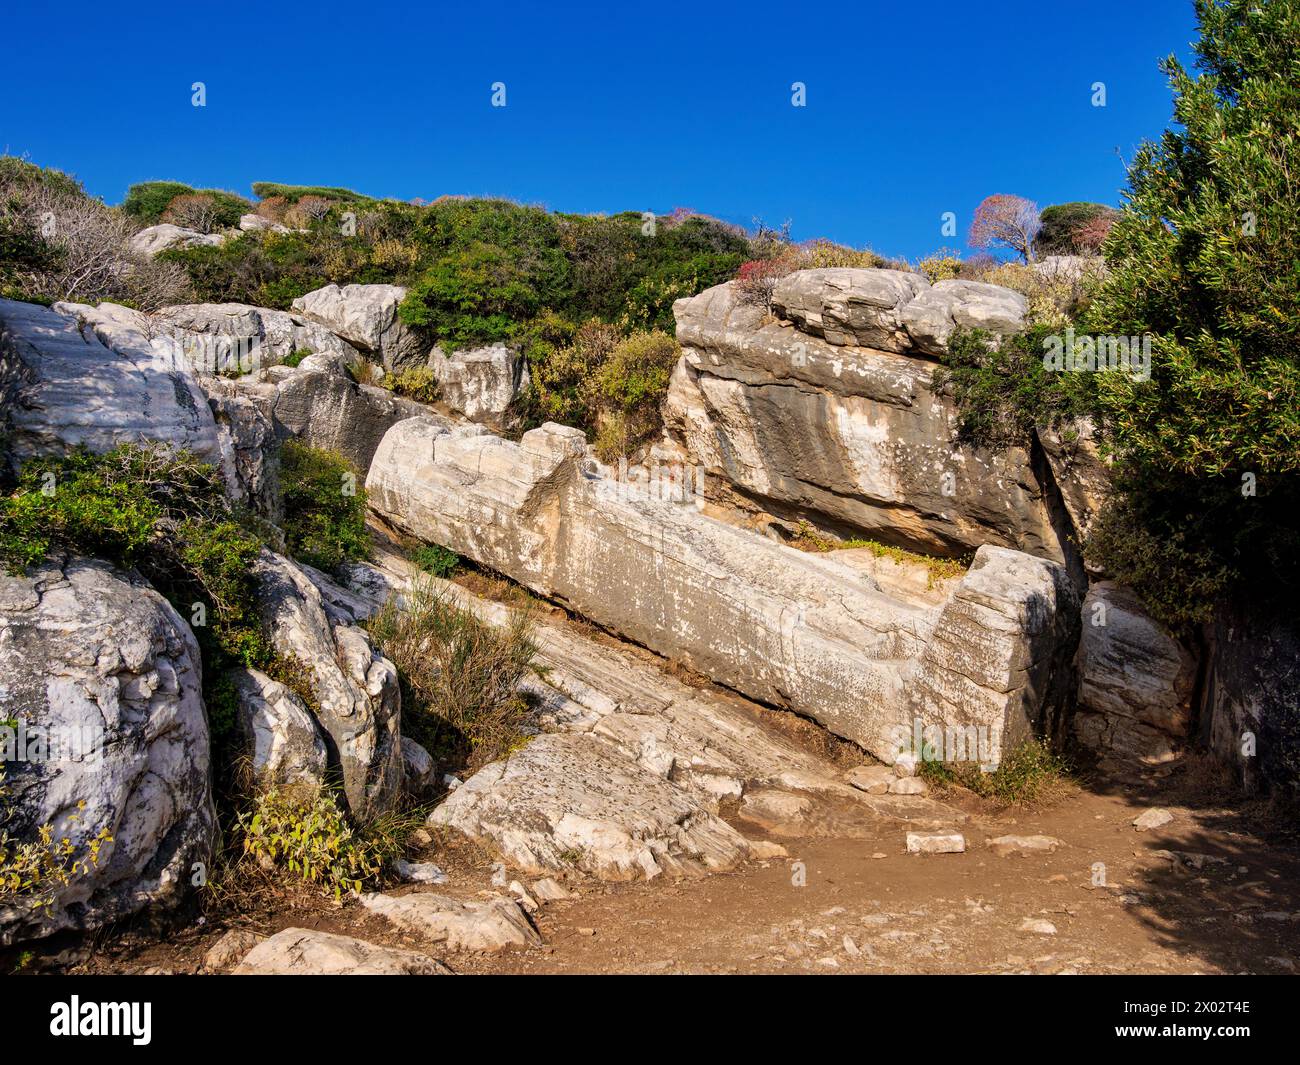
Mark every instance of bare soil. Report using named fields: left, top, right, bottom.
left=33, top=760, right=1300, bottom=977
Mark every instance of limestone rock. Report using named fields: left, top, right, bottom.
left=232, top=928, right=450, bottom=975
left=888, top=777, right=928, bottom=796
left=0, top=298, right=222, bottom=474
left=392, top=859, right=448, bottom=885
left=429, top=343, right=529, bottom=424
left=1018, top=918, right=1058, bottom=935
left=252, top=550, right=403, bottom=819
left=1075, top=583, right=1195, bottom=765
left=154, top=301, right=363, bottom=371
left=988, top=834, right=1063, bottom=857
left=228, top=667, right=329, bottom=791
left=771, top=267, right=928, bottom=350
left=203, top=929, right=264, bottom=971
left=898, top=279, right=1027, bottom=356
left=665, top=282, right=1059, bottom=559
left=238, top=213, right=290, bottom=234
left=0, top=559, right=215, bottom=946
left=291, top=283, right=423, bottom=370
left=906, top=832, right=966, bottom=854
left=401, top=736, right=436, bottom=795
left=531, top=877, right=572, bottom=901
left=360, top=892, right=540, bottom=951
left=368, top=419, right=1078, bottom=766
left=129, top=224, right=225, bottom=258
left=845, top=765, right=895, bottom=794
left=430, top=732, right=751, bottom=880
left=1132, top=807, right=1174, bottom=832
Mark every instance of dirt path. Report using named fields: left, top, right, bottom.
left=51, top=766, right=1299, bottom=977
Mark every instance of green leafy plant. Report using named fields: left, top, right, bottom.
left=387, top=365, right=439, bottom=403
left=411, top=542, right=461, bottom=578
left=917, top=740, right=1073, bottom=807
left=231, top=785, right=403, bottom=899
left=0, top=770, right=113, bottom=912
left=278, top=440, right=369, bottom=572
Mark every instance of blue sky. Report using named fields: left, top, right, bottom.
left=0, top=0, right=1199, bottom=260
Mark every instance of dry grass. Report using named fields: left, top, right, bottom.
left=366, top=576, right=538, bottom=773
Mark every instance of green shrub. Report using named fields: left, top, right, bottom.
left=0, top=444, right=272, bottom=736
left=366, top=577, right=537, bottom=772
left=231, top=785, right=405, bottom=899
left=411, top=542, right=460, bottom=578
left=589, top=329, right=681, bottom=460
left=0, top=770, right=113, bottom=912
left=281, top=348, right=312, bottom=368
left=121, top=181, right=197, bottom=222
left=278, top=440, right=369, bottom=572
left=917, top=740, right=1072, bottom=807
left=1081, top=0, right=1300, bottom=623
left=388, top=365, right=439, bottom=403
left=931, top=326, right=1099, bottom=450
left=250, top=182, right=373, bottom=205
left=1034, top=202, right=1120, bottom=257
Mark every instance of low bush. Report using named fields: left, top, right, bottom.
left=229, top=785, right=409, bottom=899
left=930, top=326, right=1099, bottom=451
left=410, top=542, right=460, bottom=578
left=0, top=444, right=271, bottom=739
left=917, top=740, right=1073, bottom=807
left=387, top=365, right=439, bottom=404
left=278, top=441, right=369, bottom=572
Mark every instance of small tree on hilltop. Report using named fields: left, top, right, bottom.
left=968, top=194, right=1041, bottom=263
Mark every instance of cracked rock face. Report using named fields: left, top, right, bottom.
left=429, top=343, right=530, bottom=425
left=664, top=278, right=1057, bottom=559
left=367, top=418, right=1077, bottom=765
left=360, top=891, right=541, bottom=951
left=291, top=283, right=424, bottom=370
left=431, top=732, right=752, bottom=881
left=1074, top=582, right=1195, bottom=764
left=252, top=550, right=403, bottom=820
left=0, top=559, right=215, bottom=946
left=0, top=298, right=223, bottom=475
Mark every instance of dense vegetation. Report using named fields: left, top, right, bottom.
left=933, top=0, right=1300, bottom=634
left=278, top=440, right=370, bottom=572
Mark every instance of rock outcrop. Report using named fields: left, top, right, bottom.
left=664, top=277, right=1060, bottom=559
left=1074, top=582, right=1196, bottom=765
left=429, top=343, right=529, bottom=425
left=232, top=928, right=450, bottom=975
left=319, top=542, right=965, bottom=882
left=251, top=550, right=403, bottom=820
left=366, top=418, right=1078, bottom=765
left=129, top=224, right=225, bottom=258
left=153, top=301, right=364, bottom=371
left=0, top=298, right=222, bottom=475
left=228, top=667, right=330, bottom=791
left=0, top=559, right=215, bottom=945
left=291, top=284, right=424, bottom=370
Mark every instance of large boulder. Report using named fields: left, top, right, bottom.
left=228, top=667, right=329, bottom=792
left=429, top=344, right=529, bottom=425
left=267, top=367, right=440, bottom=474
left=1073, top=583, right=1195, bottom=765
left=129, top=224, right=225, bottom=258
left=291, top=284, right=424, bottom=370
left=367, top=417, right=1078, bottom=765
left=898, top=279, right=1028, bottom=355
left=251, top=550, right=403, bottom=820
left=154, top=302, right=363, bottom=372
left=666, top=281, right=1059, bottom=559
left=0, top=559, right=215, bottom=946
left=0, top=298, right=223, bottom=474
left=771, top=268, right=928, bottom=351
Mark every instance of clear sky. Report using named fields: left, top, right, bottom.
left=0, top=0, right=1200, bottom=260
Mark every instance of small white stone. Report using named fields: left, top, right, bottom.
left=1133, top=807, right=1174, bottom=832
left=889, top=777, right=928, bottom=795
left=906, top=832, right=965, bottom=854
left=1018, top=918, right=1058, bottom=935
left=392, top=859, right=448, bottom=885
